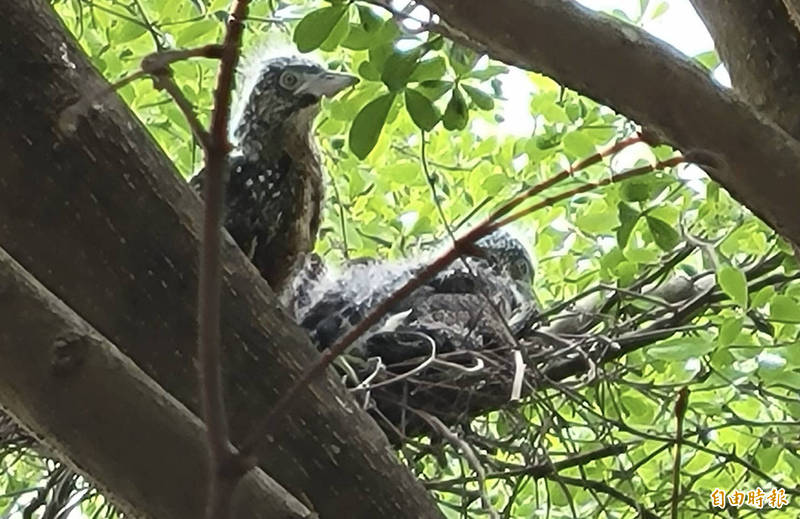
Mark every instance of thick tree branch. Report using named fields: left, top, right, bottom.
left=418, top=0, right=800, bottom=247
left=0, top=1, right=442, bottom=517
left=0, top=247, right=312, bottom=519
left=689, top=0, right=800, bottom=139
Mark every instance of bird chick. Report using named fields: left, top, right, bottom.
left=191, top=56, right=357, bottom=294
left=297, top=229, right=537, bottom=361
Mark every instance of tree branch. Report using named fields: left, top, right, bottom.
left=0, top=1, right=442, bottom=517
left=688, top=0, right=800, bottom=138
left=197, top=1, right=251, bottom=517
left=417, top=0, right=800, bottom=247
left=0, top=246, right=312, bottom=519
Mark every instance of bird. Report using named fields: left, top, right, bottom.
left=190, top=55, right=358, bottom=295
left=296, top=229, right=537, bottom=366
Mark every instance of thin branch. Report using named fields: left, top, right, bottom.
left=554, top=475, right=659, bottom=519
left=196, top=2, right=252, bottom=518
left=149, top=71, right=212, bottom=150
left=424, top=443, right=628, bottom=491
left=672, top=387, right=689, bottom=519
left=239, top=144, right=678, bottom=457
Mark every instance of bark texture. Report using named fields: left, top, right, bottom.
left=419, top=0, right=800, bottom=247
left=0, top=247, right=313, bottom=519
left=0, top=1, right=442, bottom=518
left=689, top=0, right=800, bottom=139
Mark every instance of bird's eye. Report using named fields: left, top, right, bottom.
left=279, top=71, right=299, bottom=89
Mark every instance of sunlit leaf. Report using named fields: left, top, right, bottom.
left=718, top=317, right=743, bottom=346
left=771, top=295, right=800, bottom=322
left=175, top=19, right=217, bottom=46
left=694, top=50, right=720, bottom=70
left=718, top=266, right=748, bottom=309
left=562, top=131, right=595, bottom=157
left=647, top=337, right=716, bottom=361
left=651, top=1, right=670, bottom=19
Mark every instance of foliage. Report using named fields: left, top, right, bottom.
left=5, top=0, right=798, bottom=517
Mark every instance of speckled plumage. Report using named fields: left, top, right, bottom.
left=297, top=230, right=537, bottom=362
left=190, top=56, right=357, bottom=292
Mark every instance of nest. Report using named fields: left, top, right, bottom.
left=327, top=311, right=616, bottom=443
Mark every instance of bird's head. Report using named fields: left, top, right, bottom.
left=233, top=56, right=358, bottom=157
left=474, top=229, right=534, bottom=288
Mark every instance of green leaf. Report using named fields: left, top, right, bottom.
left=449, top=43, right=479, bottom=76
left=368, top=42, right=394, bottom=71
left=357, top=60, right=380, bottom=81
left=577, top=200, right=619, bottom=234
left=616, top=202, right=640, bottom=248
left=405, top=89, right=440, bottom=131
left=645, top=216, right=679, bottom=251
left=481, top=174, right=508, bottom=194
left=293, top=5, right=348, bottom=53
left=319, top=8, right=351, bottom=51
left=116, top=21, right=148, bottom=44
left=770, top=295, right=800, bottom=322
left=442, top=86, right=469, bottom=130
left=381, top=48, right=422, bottom=91
left=342, top=25, right=371, bottom=50
left=175, top=19, right=217, bottom=46
left=562, top=131, right=595, bottom=157
left=469, top=65, right=507, bottom=80
left=651, top=1, right=670, bottom=18
left=647, top=337, right=716, bottom=361
left=417, top=80, right=453, bottom=101
left=349, top=92, right=395, bottom=159
left=356, top=4, right=384, bottom=32
left=409, top=57, right=447, bottom=82
left=752, top=286, right=776, bottom=308
left=718, top=317, right=743, bottom=347
left=621, top=180, right=651, bottom=202
left=461, top=84, right=494, bottom=110
left=694, top=50, right=720, bottom=70
left=718, top=266, right=748, bottom=309
left=621, top=394, right=655, bottom=425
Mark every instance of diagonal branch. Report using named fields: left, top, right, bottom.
left=0, top=2, right=443, bottom=517
left=416, top=0, right=800, bottom=248
left=0, top=246, right=311, bottom=519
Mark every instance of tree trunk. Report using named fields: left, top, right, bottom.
left=689, top=0, right=800, bottom=139
left=0, top=1, right=442, bottom=517
left=0, top=246, right=313, bottom=519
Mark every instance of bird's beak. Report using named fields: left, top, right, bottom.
left=296, top=71, right=359, bottom=99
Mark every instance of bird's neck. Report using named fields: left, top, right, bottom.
left=236, top=122, right=290, bottom=163
left=235, top=106, right=318, bottom=164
